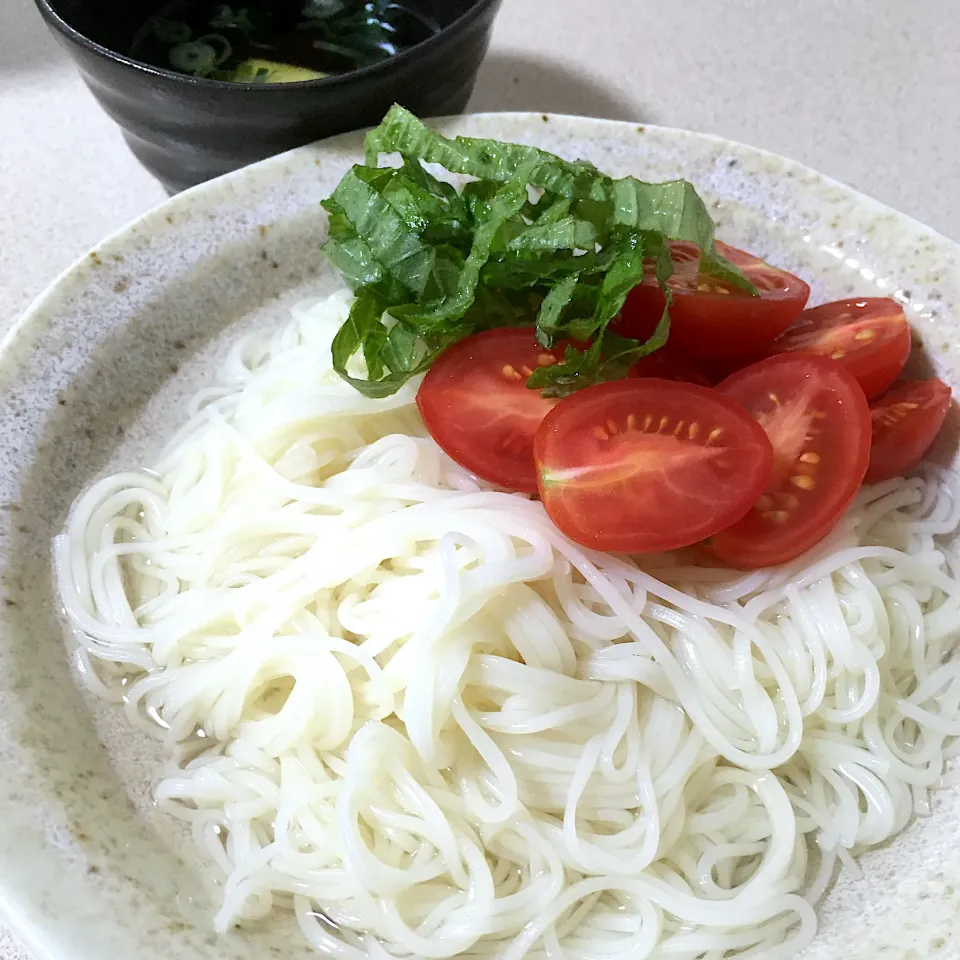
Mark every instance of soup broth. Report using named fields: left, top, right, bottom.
left=130, top=0, right=441, bottom=83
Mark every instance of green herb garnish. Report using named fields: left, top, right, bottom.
left=301, top=0, right=400, bottom=65
left=208, top=4, right=256, bottom=34
left=322, top=106, right=754, bottom=399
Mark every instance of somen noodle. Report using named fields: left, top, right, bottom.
left=54, top=291, right=960, bottom=959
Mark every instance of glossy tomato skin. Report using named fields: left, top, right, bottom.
left=615, top=240, right=810, bottom=360
left=768, top=297, right=911, bottom=399
left=534, top=379, right=774, bottom=553
left=417, top=328, right=563, bottom=493
left=865, top=379, right=952, bottom=483
left=712, top=354, right=871, bottom=569
left=627, top=347, right=710, bottom=385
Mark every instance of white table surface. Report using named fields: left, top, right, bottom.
left=0, top=0, right=957, bottom=955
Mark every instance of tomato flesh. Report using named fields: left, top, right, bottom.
left=627, top=347, right=710, bottom=385
left=534, top=379, right=774, bottom=553
left=768, top=297, right=911, bottom=399
left=712, top=354, right=871, bottom=569
left=615, top=240, right=810, bottom=359
left=417, top=328, right=563, bottom=492
left=865, top=379, right=952, bottom=483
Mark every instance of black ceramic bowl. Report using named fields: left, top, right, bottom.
left=34, top=0, right=502, bottom=193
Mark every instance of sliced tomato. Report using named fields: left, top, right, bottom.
left=627, top=347, right=710, bottom=385
left=768, top=297, right=911, bottom=399
left=865, top=379, right=952, bottom=483
left=417, top=328, right=564, bottom=492
left=712, top=354, right=871, bottom=568
left=533, top=379, right=774, bottom=553
left=615, top=240, right=810, bottom=359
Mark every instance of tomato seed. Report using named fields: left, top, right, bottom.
left=876, top=400, right=920, bottom=427
left=799, top=452, right=820, bottom=464
left=791, top=475, right=816, bottom=490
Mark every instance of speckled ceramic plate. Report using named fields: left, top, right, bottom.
left=2, top=114, right=960, bottom=960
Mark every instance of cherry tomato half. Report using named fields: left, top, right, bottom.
left=627, top=347, right=710, bottom=385
left=417, top=328, right=563, bottom=492
left=865, top=379, right=952, bottom=483
left=712, top=354, right=871, bottom=568
left=534, top=379, right=774, bottom=553
left=615, top=240, right=810, bottom=359
left=768, top=297, right=911, bottom=399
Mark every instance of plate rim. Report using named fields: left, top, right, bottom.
left=6, top=110, right=957, bottom=366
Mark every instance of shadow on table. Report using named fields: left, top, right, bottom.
left=469, top=52, right=652, bottom=123
left=0, top=0, right=68, bottom=75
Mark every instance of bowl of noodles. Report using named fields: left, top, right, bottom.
left=2, top=112, right=960, bottom=960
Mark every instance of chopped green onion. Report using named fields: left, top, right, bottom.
left=169, top=40, right=219, bottom=74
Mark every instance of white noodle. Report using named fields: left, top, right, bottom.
left=54, top=290, right=960, bottom=959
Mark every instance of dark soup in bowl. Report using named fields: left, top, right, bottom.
left=33, top=0, right=501, bottom=191
left=130, top=0, right=444, bottom=84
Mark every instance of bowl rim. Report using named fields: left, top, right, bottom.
left=4, top=112, right=960, bottom=960
left=32, top=0, right=502, bottom=92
